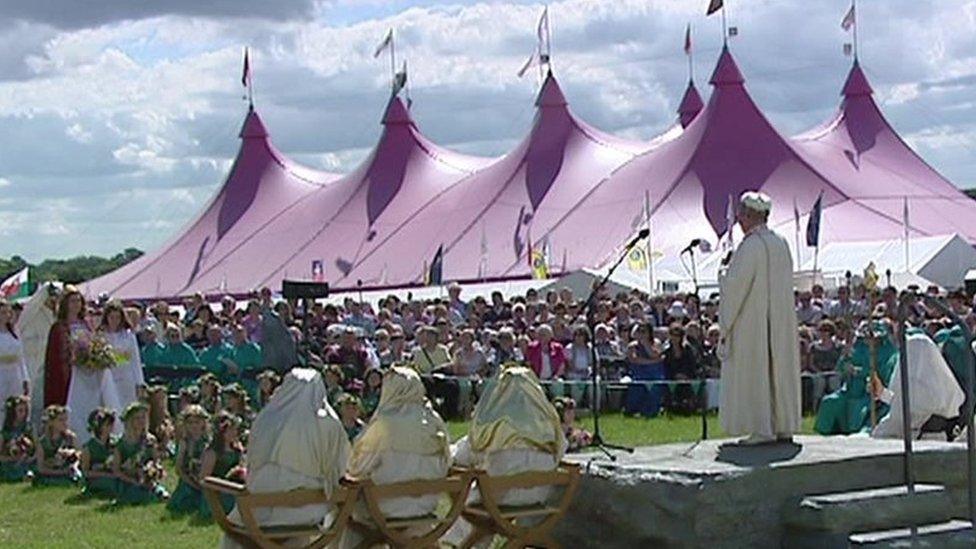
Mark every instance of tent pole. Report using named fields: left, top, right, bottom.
left=645, top=190, right=655, bottom=296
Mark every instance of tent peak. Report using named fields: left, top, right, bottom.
left=677, top=79, right=704, bottom=128
left=709, top=46, right=745, bottom=87
left=842, top=60, right=874, bottom=97
left=239, top=108, right=269, bottom=139
left=535, top=70, right=568, bottom=108
left=382, top=95, right=414, bottom=126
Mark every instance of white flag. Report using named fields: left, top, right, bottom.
left=392, top=59, right=408, bottom=95
left=841, top=4, right=856, bottom=31
left=537, top=6, right=549, bottom=47
left=373, top=28, right=393, bottom=58
left=517, top=52, right=538, bottom=78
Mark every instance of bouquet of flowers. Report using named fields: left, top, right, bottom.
left=55, top=447, right=81, bottom=468
left=138, top=460, right=166, bottom=487
left=225, top=465, right=247, bottom=483
left=9, top=435, right=34, bottom=461
left=73, top=332, right=125, bottom=371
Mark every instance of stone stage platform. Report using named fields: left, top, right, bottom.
left=556, top=435, right=974, bottom=548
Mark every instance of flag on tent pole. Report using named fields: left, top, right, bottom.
left=792, top=197, right=803, bottom=267
left=517, top=52, right=538, bottom=78
left=373, top=29, right=393, bottom=58
left=478, top=222, right=489, bottom=279
left=841, top=3, right=856, bottom=31
left=392, top=59, right=408, bottom=95
left=806, top=192, right=824, bottom=247
left=627, top=245, right=648, bottom=274
left=843, top=43, right=853, bottom=56
left=0, top=267, right=30, bottom=299
left=241, top=47, right=253, bottom=107
left=684, top=24, right=692, bottom=55
left=706, top=0, right=723, bottom=16
left=311, top=260, right=324, bottom=283
left=425, top=245, right=443, bottom=287
left=530, top=239, right=549, bottom=280
left=863, top=261, right=879, bottom=292
left=537, top=5, right=550, bottom=61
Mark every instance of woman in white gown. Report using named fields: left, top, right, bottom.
left=444, top=365, right=566, bottom=546
left=0, top=300, right=29, bottom=426
left=344, top=366, right=451, bottom=548
left=220, top=368, right=350, bottom=549
left=63, top=294, right=122, bottom=445
left=100, top=301, right=144, bottom=409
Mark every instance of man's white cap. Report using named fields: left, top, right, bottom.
left=740, top=191, right=773, bottom=213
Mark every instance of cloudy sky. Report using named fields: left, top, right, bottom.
left=1, top=0, right=974, bottom=261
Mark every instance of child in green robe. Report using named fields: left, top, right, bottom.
left=32, top=405, right=82, bottom=487
left=221, top=383, right=254, bottom=437
left=199, top=374, right=222, bottom=415
left=167, top=404, right=210, bottom=514
left=198, top=411, right=245, bottom=519
left=80, top=407, right=118, bottom=498
left=113, top=402, right=169, bottom=505
left=0, top=396, right=34, bottom=482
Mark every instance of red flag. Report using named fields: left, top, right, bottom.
left=706, top=0, right=723, bottom=16
left=684, top=24, right=692, bottom=55
left=241, top=47, right=251, bottom=88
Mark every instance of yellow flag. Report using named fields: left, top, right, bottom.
left=531, top=248, right=549, bottom=279
left=864, top=261, right=879, bottom=291
left=628, top=245, right=648, bottom=273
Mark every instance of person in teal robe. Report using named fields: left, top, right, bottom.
left=140, top=330, right=166, bottom=368
left=113, top=402, right=169, bottom=505
left=0, top=396, right=34, bottom=482
left=226, top=325, right=262, bottom=400
left=167, top=405, right=210, bottom=514
left=159, top=325, right=201, bottom=368
left=80, top=408, right=118, bottom=498
left=198, top=412, right=244, bottom=519
left=32, top=405, right=82, bottom=487
left=935, top=325, right=975, bottom=403
left=815, top=322, right=898, bottom=435
left=198, top=326, right=232, bottom=378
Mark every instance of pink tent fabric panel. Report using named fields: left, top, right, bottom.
left=84, top=110, right=339, bottom=300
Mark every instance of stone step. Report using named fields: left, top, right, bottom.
left=785, top=483, right=953, bottom=534
left=849, top=519, right=975, bottom=548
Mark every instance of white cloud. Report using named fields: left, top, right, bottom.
left=0, top=177, right=10, bottom=187
left=0, top=0, right=974, bottom=261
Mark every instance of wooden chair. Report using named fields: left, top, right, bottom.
left=202, top=476, right=358, bottom=549
left=459, top=462, right=581, bottom=549
left=344, top=470, right=473, bottom=548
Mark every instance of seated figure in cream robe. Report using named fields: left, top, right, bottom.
left=444, top=366, right=566, bottom=546
left=219, top=368, right=350, bottom=549
left=872, top=330, right=965, bottom=440
left=343, top=367, right=451, bottom=547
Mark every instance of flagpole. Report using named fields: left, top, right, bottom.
left=794, top=198, right=803, bottom=269
left=904, top=195, right=910, bottom=272
left=389, top=29, right=397, bottom=90
left=721, top=4, right=729, bottom=46
left=852, top=0, right=859, bottom=60
left=644, top=190, right=655, bottom=296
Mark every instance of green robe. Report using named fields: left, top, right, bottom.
left=815, top=327, right=898, bottom=435
left=32, top=433, right=81, bottom=487
left=229, top=342, right=262, bottom=399
left=199, top=343, right=233, bottom=377
left=167, top=435, right=209, bottom=514
left=82, top=437, right=118, bottom=497
left=140, top=342, right=166, bottom=368
left=198, top=446, right=242, bottom=519
left=0, top=424, right=34, bottom=482
left=115, top=433, right=168, bottom=505
left=158, top=343, right=200, bottom=368
left=935, top=326, right=975, bottom=399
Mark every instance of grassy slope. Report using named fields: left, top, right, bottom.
left=0, top=414, right=816, bottom=547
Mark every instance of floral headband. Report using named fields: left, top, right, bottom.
left=4, top=395, right=28, bottom=414
left=87, top=407, right=117, bottom=434
left=179, top=404, right=210, bottom=422
left=122, top=401, right=149, bottom=422
left=43, top=405, right=68, bottom=423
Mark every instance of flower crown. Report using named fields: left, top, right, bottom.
left=4, top=395, right=28, bottom=415
left=179, top=404, right=210, bottom=423
left=122, top=401, right=149, bottom=422
left=87, top=407, right=117, bottom=434
left=43, top=405, right=68, bottom=423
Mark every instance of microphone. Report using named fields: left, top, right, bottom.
left=680, top=238, right=703, bottom=255
left=625, top=228, right=651, bottom=249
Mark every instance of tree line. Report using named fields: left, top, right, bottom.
left=0, top=248, right=144, bottom=285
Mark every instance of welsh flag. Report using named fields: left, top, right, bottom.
left=0, top=267, right=31, bottom=299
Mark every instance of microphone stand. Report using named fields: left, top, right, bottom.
left=687, top=245, right=708, bottom=442
left=580, top=238, right=641, bottom=460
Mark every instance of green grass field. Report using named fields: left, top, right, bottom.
left=0, top=413, right=816, bottom=547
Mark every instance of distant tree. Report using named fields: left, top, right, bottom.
left=0, top=249, right=144, bottom=285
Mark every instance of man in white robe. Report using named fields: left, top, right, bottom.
left=872, top=331, right=965, bottom=440
left=14, top=283, right=57, bottom=427
left=718, top=192, right=802, bottom=444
